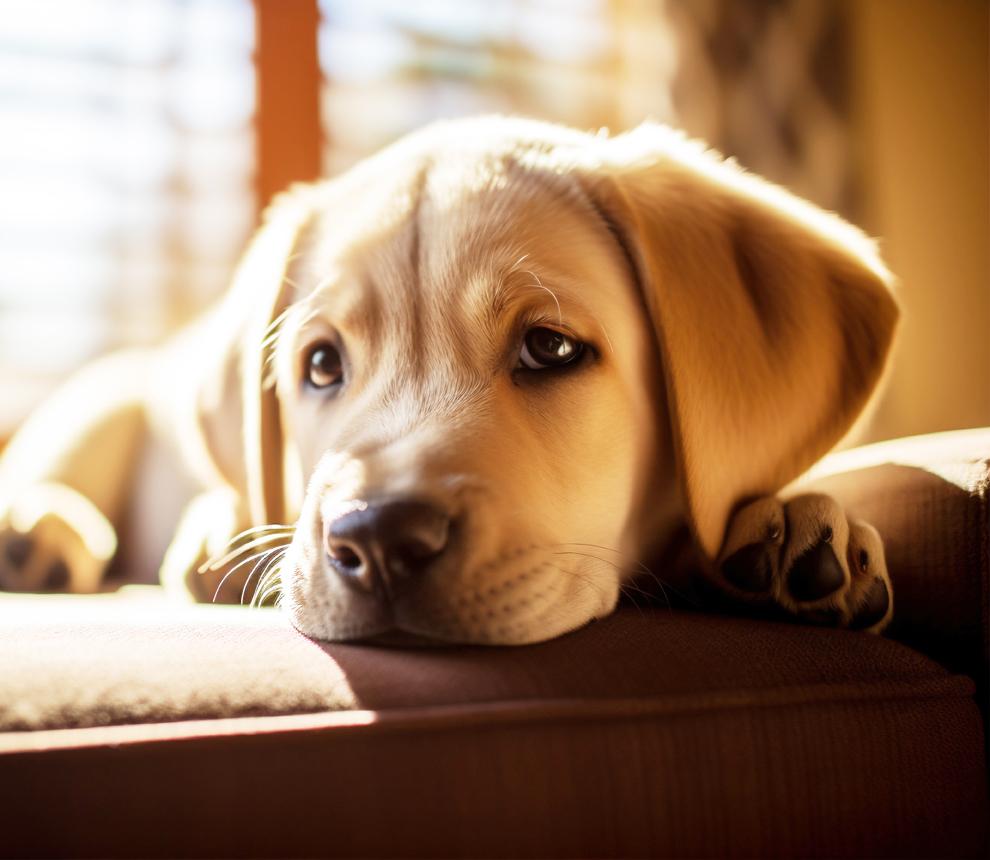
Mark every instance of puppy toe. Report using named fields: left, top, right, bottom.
left=849, top=578, right=890, bottom=630
left=778, top=494, right=850, bottom=609
left=845, top=520, right=893, bottom=632
left=0, top=525, right=82, bottom=594
left=0, top=530, right=37, bottom=591
left=3, top=532, right=33, bottom=569
left=720, top=542, right=774, bottom=592
left=43, top=558, right=71, bottom=591
left=717, top=496, right=784, bottom=597
left=786, top=536, right=846, bottom=601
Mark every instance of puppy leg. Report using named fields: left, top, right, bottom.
left=715, top=493, right=893, bottom=632
left=0, top=352, right=150, bottom=593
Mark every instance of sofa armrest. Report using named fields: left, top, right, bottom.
left=798, top=428, right=989, bottom=705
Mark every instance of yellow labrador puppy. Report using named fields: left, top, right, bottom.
left=0, top=117, right=897, bottom=643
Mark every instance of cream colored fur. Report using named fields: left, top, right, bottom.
left=0, top=117, right=898, bottom=643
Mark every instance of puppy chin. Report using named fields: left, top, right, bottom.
left=284, top=595, right=614, bottom=646
left=276, top=544, right=386, bottom=641
left=279, top=526, right=623, bottom=645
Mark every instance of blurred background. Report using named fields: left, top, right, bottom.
left=0, top=0, right=986, bottom=446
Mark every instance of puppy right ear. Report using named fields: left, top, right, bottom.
left=187, top=186, right=318, bottom=528
left=577, top=124, right=898, bottom=559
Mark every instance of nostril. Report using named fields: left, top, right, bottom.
left=387, top=536, right=444, bottom=578
left=326, top=539, right=377, bottom=595
left=397, top=541, right=430, bottom=564
left=324, top=499, right=453, bottom=596
left=384, top=504, right=450, bottom=576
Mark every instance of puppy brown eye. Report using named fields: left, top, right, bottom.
left=519, top=327, right=584, bottom=370
left=306, top=342, right=343, bottom=389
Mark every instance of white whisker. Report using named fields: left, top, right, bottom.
left=200, top=528, right=294, bottom=573
left=261, top=306, right=295, bottom=350
left=556, top=542, right=683, bottom=610
left=242, top=546, right=288, bottom=606
left=251, top=547, right=291, bottom=607
left=227, top=523, right=295, bottom=543
left=210, top=545, right=287, bottom=604
left=252, top=567, right=285, bottom=608
left=262, top=304, right=322, bottom=390
left=547, top=562, right=609, bottom=601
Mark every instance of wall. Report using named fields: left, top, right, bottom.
left=848, top=0, right=989, bottom=441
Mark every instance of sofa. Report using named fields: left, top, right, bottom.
left=0, top=428, right=987, bottom=858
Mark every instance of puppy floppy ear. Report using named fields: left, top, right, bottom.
left=236, top=188, right=317, bottom=526
left=583, top=125, right=898, bottom=557
left=192, top=186, right=317, bottom=528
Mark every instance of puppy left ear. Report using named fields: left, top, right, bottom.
left=235, top=187, right=317, bottom=527
left=190, top=186, right=316, bottom=530
left=582, top=125, right=899, bottom=557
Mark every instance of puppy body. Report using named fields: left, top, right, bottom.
left=0, top=117, right=897, bottom=643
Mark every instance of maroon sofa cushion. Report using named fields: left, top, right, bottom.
left=0, top=598, right=986, bottom=858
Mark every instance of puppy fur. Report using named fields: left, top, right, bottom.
left=0, top=117, right=898, bottom=643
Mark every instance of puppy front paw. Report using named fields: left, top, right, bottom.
left=0, top=484, right=116, bottom=593
left=715, top=494, right=893, bottom=633
left=0, top=527, right=69, bottom=591
left=0, top=518, right=104, bottom=593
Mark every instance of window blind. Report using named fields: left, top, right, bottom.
left=0, top=0, right=255, bottom=430
left=317, top=0, right=678, bottom=176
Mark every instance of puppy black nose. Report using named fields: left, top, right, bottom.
left=325, top=500, right=451, bottom=597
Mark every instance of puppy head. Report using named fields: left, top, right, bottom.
left=258, top=122, right=668, bottom=644
left=231, top=117, right=896, bottom=644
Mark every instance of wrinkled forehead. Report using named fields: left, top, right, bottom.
left=290, top=151, right=638, bottom=344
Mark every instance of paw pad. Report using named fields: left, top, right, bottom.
left=1, top=527, right=74, bottom=593
left=44, top=558, right=71, bottom=590
left=714, top=494, right=893, bottom=633
left=720, top=543, right=773, bottom=592
left=787, top=539, right=846, bottom=602
left=850, top=578, right=890, bottom=630
left=3, top=533, right=32, bottom=569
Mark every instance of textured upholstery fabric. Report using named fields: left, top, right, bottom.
left=0, top=593, right=974, bottom=732
left=1, top=428, right=988, bottom=857
left=0, top=680, right=984, bottom=858
left=0, top=602, right=986, bottom=858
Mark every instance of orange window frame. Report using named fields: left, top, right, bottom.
left=253, top=0, right=322, bottom=214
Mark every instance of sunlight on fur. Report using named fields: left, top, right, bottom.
left=0, top=116, right=898, bottom=642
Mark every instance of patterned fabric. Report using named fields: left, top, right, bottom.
left=317, top=0, right=856, bottom=215
left=666, top=0, right=854, bottom=216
